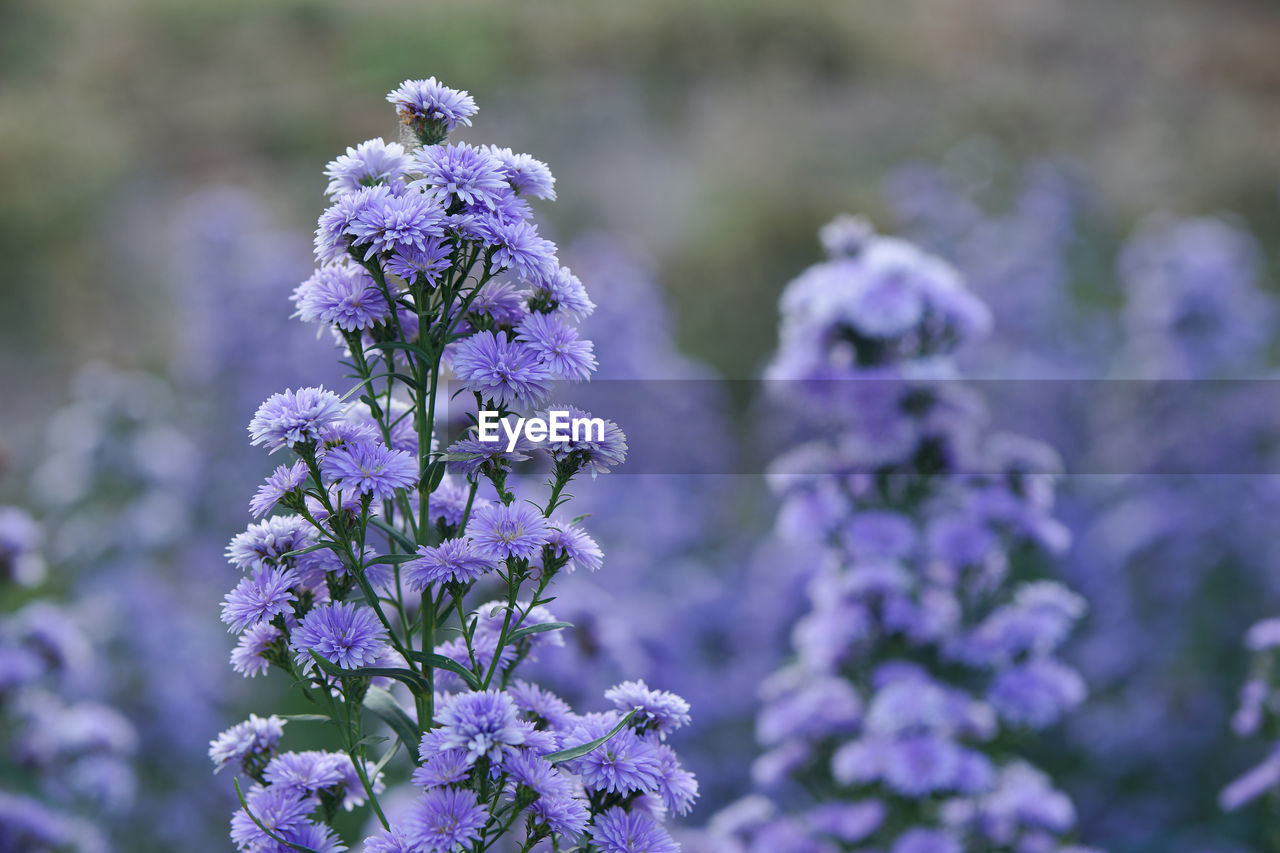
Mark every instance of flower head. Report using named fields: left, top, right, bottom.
left=589, top=807, right=679, bottom=853
left=404, top=538, right=499, bottom=589
left=221, top=566, right=299, bottom=634
left=387, top=78, right=478, bottom=144
left=517, top=312, right=596, bottom=380
left=435, top=690, right=527, bottom=764
left=249, top=387, right=345, bottom=450
left=483, top=145, right=557, bottom=200
left=412, top=142, right=510, bottom=211
left=291, top=602, right=389, bottom=670
left=320, top=440, right=417, bottom=500
left=324, top=137, right=410, bottom=197
left=293, top=263, right=391, bottom=331
left=450, top=331, right=552, bottom=410
left=468, top=502, right=553, bottom=562
left=249, top=461, right=309, bottom=518
left=604, top=681, right=692, bottom=738
left=209, top=714, right=286, bottom=773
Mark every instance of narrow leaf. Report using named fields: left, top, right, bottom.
left=308, top=650, right=431, bottom=692
left=403, top=650, right=482, bottom=691
left=507, top=621, right=573, bottom=643
left=544, top=709, right=637, bottom=764
left=369, top=518, right=417, bottom=552
left=364, top=686, right=421, bottom=759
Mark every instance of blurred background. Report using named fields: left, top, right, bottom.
left=2, top=0, right=1280, bottom=851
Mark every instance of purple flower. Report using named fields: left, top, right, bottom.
left=386, top=239, right=451, bottom=284
left=249, top=387, right=345, bottom=450
left=604, top=680, right=691, bottom=738
left=411, top=749, right=472, bottom=789
left=450, top=331, right=552, bottom=410
left=229, top=784, right=312, bottom=851
left=362, top=827, right=418, bottom=853
left=387, top=77, right=478, bottom=144
left=987, top=658, right=1085, bottom=729
left=228, top=515, right=315, bottom=570
left=221, top=566, right=299, bottom=634
left=249, top=462, right=309, bottom=518
left=508, top=679, right=576, bottom=729
left=315, top=184, right=397, bottom=263
left=892, top=828, right=962, bottom=853
left=589, top=807, right=679, bottom=853
left=517, top=312, right=596, bottom=380
left=293, top=263, right=391, bottom=331
left=483, top=146, right=557, bottom=199
left=402, top=787, right=487, bottom=852
left=544, top=520, right=603, bottom=573
left=545, top=405, right=628, bottom=475
left=209, top=714, right=286, bottom=772
left=324, top=137, right=410, bottom=197
left=482, top=218, right=558, bottom=284
left=467, top=502, right=552, bottom=562
left=291, top=602, right=389, bottom=670
left=231, top=622, right=282, bottom=678
left=434, top=690, right=527, bottom=764
left=404, top=538, right=499, bottom=588
left=566, top=719, right=661, bottom=795
left=411, top=142, right=510, bottom=211
left=527, top=266, right=595, bottom=320
left=320, top=441, right=417, bottom=500
left=348, top=190, right=446, bottom=260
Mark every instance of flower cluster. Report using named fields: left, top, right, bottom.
left=214, top=77, right=695, bottom=853
left=0, top=506, right=137, bottom=853
left=1221, top=619, right=1280, bottom=812
left=700, top=220, right=1096, bottom=852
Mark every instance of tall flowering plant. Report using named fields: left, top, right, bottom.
left=212, top=79, right=696, bottom=853
left=699, top=219, right=1096, bottom=853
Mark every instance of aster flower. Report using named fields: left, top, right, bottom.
left=348, top=190, right=446, bottom=260
left=467, top=502, right=553, bottom=562
left=444, top=434, right=535, bottom=480
left=604, top=680, right=692, bottom=738
left=544, top=520, right=603, bottom=573
left=220, top=566, right=299, bottom=634
left=387, top=77, right=478, bottom=144
left=450, top=331, right=552, bottom=410
left=249, top=462, right=309, bottom=518
left=209, top=715, right=286, bottom=773
left=314, top=184, right=400, bottom=263
left=291, top=602, right=389, bottom=670
left=227, top=515, right=315, bottom=570
left=527, top=265, right=595, bottom=320
left=324, top=137, right=410, bottom=197
left=249, top=387, right=345, bottom=450
left=482, top=218, right=558, bottom=284
left=546, top=405, right=628, bottom=475
left=567, top=721, right=661, bottom=795
left=411, top=142, right=510, bottom=211
left=517, top=312, right=596, bottom=380
left=231, top=622, right=283, bottom=678
left=293, top=263, right=391, bottom=331
left=320, top=440, right=417, bottom=500
left=404, top=538, right=499, bottom=588
left=589, top=807, right=679, bottom=853
left=482, top=145, right=557, bottom=199
left=229, top=784, right=312, bottom=852
left=400, top=787, right=487, bottom=852
left=386, top=239, right=451, bottom=284
left=434, top=690, right=527, bottom=764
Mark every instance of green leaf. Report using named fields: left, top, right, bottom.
left=367, top=554, right=418, bottom=566
left=368, top=340, right=434, bottom=363
left=424, top=461, right=447, bottom=492
left=507, top=621, right=573, bottom=643
left=364, top=686, right=421, bottom=758
left=369, top=518, right=417, bottom=552
left=277, top=542, right=338, bottom=561
left=403, top=650, right=482, bottom=691
left=234, top=778, right=323, bottom=853
left=280, top=714, right=333, bottom=724
left=543, top=709, right=637, bottom=764
left=308, top=650, right=431, bottom=693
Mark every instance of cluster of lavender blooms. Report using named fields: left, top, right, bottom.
left=0, top=505, right=136, bottom=852
left=695, top=219, right=1096, bottom=853
left=211, top=78, right=696, bottom=853
left=888, top=152, right=1280, bottom=848
left=517, top=235, right=761, bottom=808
